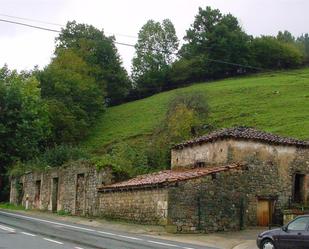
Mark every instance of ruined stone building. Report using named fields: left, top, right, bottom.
left=10, top=127, right=309, bottom=233
left=10, top=160, right=112, bottom=216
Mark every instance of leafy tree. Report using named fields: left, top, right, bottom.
left=0, top=66, right=50, bottom=165
left=250, top=36, right=303, bottom=69
left=277, top=31, right=295, bottom=43
left=179, top=6, right=252, bottom=80
left=40, top=49, right=104, bottom=143
left=56, top=21, right=131, bottom=105
left=0, top=66, right=50, bottom=200
left=132, top=19, right=179, bottom=97
left=297, top=33, right=309, bottom=63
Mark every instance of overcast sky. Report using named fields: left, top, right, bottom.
left=0, top=0, right=308, bottom=72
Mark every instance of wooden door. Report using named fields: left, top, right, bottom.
left=257, top=200, right=269, bottom=226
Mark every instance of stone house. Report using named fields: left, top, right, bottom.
left=97, top=127, right=309, bottom=232
left=10, top=127, right=309, bottom=233
left=10, top=160, right=112, bottom=216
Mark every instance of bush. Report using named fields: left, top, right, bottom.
left=148, top=92, right=210, bottom=169
left=92, top=142, right=149, bottom=181
left=9, top=145, right=90, bottom=177
left=41, top=145, right=90, bottom=167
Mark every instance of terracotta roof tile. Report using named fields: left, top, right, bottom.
left=98, top=164, right=242, bottom=192
left=173, top=127, right=309, bottom=150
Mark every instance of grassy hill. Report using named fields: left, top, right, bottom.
left=83, top=68, right=309, bottom=154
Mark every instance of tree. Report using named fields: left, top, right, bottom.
left=0, top=66, right=50, bottom=200
left=297, top=33, right=309, bottom=63
left=277, top=31, right=295, bottom=43
left=250, top=36, right=303, bottom=69
left=40, top=49, right=104, bottom=143
left=132, top=19, right=179, bottom=97
left=149, top=92, right=209, bottom=169
left=179, top=7, right=252, bottom=80
left=56, top=21, right=131, bottom=105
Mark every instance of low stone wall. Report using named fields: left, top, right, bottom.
left=98, top=188, right=168, bottom=225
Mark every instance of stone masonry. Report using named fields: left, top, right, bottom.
left=10, top=160, right=112, bottom=216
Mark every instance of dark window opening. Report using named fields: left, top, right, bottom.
left=293, top=174, right=305, bottom=203
left=52, top=178, right=59, bottom=212
left=195, top=161, right=205, bottom=168
left=35, top=180, right=41, bottom=201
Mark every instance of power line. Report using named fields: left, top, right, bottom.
left=0, top=13, right=64, bottom=27
left=0, top=18, right=60, bottom=32
left=205, top=58, right=264, bottom=71
left=0, top=13, right=138, bottom=39
left=0, top=18, right=135, bottom=47
left=0, top=17, right=264, bottom=71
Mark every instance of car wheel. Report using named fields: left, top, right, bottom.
left=261, top=239, right=275, bottom=249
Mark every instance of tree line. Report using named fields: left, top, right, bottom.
left=1, top=6, right=309, bottom=199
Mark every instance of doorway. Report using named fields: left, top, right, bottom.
left=75, top=174, right=85, bottom=215
left=51, top=178, right=59, bottom=212
left=35, top=180, right=41, bottom=208
left=257, top=199, right=273, bottom=226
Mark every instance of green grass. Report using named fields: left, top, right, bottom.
left=83, top=68, right=309, bottom=153
left=0, top=202, right=25, bottom=210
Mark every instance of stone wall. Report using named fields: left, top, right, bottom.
left=98, top=188, right=168, bottom=225
left=10, top=160, right=112, bottom=216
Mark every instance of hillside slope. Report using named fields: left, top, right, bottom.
left=83, top=68, right=309, bottom=153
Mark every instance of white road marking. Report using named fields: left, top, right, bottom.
left=147, top=240, right=179, bottom=247
left=117, top=234, right=143, bottom=241
left=21, top=231, right=36, bottom=237
left=96, top=230, right=116, bottom=236
left=74, top=247, right=84, bottom=249
left=0, top=211, right=95, bottom=232
left=43, top=238, right=64, bottom=244
left=0, top=211, right=197, bottom=249
left=0, top=224, right=15, bottom=233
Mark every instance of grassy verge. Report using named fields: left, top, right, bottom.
left=0, top=202, right=25, bottom=211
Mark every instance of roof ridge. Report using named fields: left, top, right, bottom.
left=173, top=126, right=309, bottom=150
left=98, top=163, right=242, bottom=192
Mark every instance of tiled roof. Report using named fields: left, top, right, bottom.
left=98, top=164, right=242, bottom=192
left=173, top=127, right=309, bottom=150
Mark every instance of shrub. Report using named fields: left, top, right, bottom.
left=92, top=142, right=149, bottom=181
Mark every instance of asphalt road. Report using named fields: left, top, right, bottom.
left=0, top=210, right=217, bottom=249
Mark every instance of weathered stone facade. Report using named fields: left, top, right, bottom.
left=168, top=157, right=309, bottom=232
left=167, top=128, right=309, bottom=232
left=10, top=160, right=112, bottom=216
left=98, top=188, right=168, bottom=225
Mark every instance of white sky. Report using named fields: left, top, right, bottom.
left=0, top=0, right=308, bottom=73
